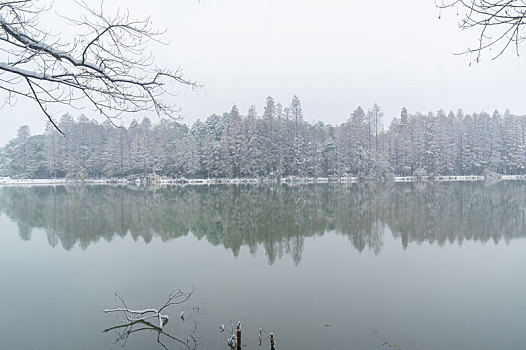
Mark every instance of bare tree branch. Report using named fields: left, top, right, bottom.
left=437, top=0, right=526, bottom=61
left=0, top=0, right=199, bottom=133
left=104, top=289, right=193, bottom=329
left=103, top=289, right=198, bottom=350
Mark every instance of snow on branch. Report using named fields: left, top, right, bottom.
left=0, top=0, right=199, bottom=133
left=437, top=0, right=526, bottom=61
left=104, top=289, right=193, bottom=329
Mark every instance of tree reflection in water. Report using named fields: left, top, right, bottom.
left=103, top=319, right=198, bottom=350
left=0, top=182, right=524, bottom=263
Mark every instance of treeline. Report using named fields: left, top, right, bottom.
left=0, top=183, right=523, bottom=263
left=1, top=95, right=526, bottom=179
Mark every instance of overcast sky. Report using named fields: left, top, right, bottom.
left=1, top=0, right=526, bottom=145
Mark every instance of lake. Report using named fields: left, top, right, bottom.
left=0, top=182, right=525, bottom=350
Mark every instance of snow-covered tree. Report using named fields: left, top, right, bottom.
left=12, top=125, right=32, bottom=178
left=222, top=104, right=243, bottom=178
left=2, top=100, right=526, bottom=179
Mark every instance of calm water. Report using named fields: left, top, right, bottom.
left=0, top=183, right=525, bottom=350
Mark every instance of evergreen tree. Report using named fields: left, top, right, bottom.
left=3, top=100, right=526, bottom=180
left=12, top=125, right=32, bottom=178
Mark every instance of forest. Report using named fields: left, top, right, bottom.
left=1, top=96, right=526, bottom=179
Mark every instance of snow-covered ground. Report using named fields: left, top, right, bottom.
left=500, top=175, right=526, bottom=180
left=0, top=174, right=523, bottom=186
left=0, top=178, right=127, bottom=186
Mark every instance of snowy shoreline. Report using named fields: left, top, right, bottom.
left=1, top=175, right=526, bottom=186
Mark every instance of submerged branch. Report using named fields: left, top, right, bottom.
left=104, top=289, right=193, bottom=329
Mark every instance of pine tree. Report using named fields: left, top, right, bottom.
left=261, top=97, right=277, bottom=176
left=240, top=106, right=262, bottom=178
left=397, top=107, right=412, bottom=175
left=222, top=104, right=243, bottom=178
left=12, top=125, right=32, bottom=178
left=44, top=123, right=59, bottom=178
left=290, top=95, right=305, bottom=176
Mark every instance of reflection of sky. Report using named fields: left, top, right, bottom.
left=1, top=213, right=525, bottom=350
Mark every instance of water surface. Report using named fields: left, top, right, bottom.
left=0, top=183, right=525, bottom=350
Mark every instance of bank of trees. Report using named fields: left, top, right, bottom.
left=1, top=96, right=526, bottom=179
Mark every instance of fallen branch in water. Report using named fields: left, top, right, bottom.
left=104, top=289, right=193, bottom=329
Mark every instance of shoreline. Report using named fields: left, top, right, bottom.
left=1, top=174, right=525, bottom=186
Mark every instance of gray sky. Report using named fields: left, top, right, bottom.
left=1, top=0, right=526, bottom=145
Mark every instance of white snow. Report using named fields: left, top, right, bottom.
left=1, top=174, right=524, bottom=187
